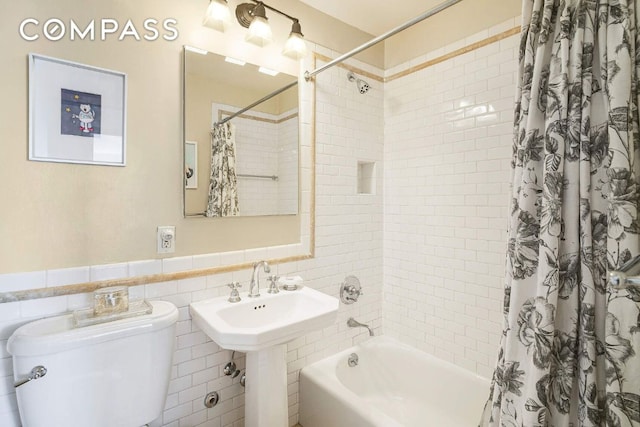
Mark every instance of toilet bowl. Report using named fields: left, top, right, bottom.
left=7, top=300, right=178, bottom=427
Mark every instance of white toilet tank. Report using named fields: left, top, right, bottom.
left=7, top=300, right=178, bottom=427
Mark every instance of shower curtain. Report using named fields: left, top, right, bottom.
left=206, top=122, right=239, bottom=217
left=481, top=0, right=640, bottom=426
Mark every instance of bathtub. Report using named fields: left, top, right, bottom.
left=299, top=336, right=489, bottom=427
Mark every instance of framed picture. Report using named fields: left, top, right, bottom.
left=29, top=54, right=127, bottom=166
left=185, top=141, right=198, bottom=189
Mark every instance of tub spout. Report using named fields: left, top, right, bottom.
left=347, top=317, right=373, bottom=336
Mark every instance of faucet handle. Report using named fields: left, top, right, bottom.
left=348, top=286, right=363, bottom=297
left=340, top=276, right=362, bottom=304
left=266, top=275, right=280, bottom=294
left=227, top=282, right=242, bottom=303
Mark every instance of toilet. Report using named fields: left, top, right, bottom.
left=7, top=300, right=178, bottom=427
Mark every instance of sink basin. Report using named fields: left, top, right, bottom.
left=190, top=286, right=339, bottom=352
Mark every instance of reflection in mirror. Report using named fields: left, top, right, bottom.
left=184, top=48, right=299, bottom=217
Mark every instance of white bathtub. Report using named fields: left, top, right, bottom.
left=299, top=336, right=489, bottom=427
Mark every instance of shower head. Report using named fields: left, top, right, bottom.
left=347, top=71, right=370, bottom=94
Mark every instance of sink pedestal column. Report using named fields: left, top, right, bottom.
left=245, top=343, right=288, bottom=427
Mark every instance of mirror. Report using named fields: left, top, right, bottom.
left=183, top=48, right=299, bottom=217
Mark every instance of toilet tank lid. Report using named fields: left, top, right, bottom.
left=7, top=300, right=178, bottom=357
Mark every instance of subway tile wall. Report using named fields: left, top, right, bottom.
left=0, top=18, right=519, bottom=426
left=233, top=106, right=280, bottom=216
left=383, top=22, right=519, bottom=378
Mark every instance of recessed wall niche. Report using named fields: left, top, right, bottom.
left=357, top=161, right=376, bottom=195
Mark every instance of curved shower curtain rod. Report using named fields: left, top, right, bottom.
left=214, top=0, right=463, bottom=127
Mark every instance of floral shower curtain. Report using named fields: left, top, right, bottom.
left=206, top=122, right=239, bottom=217
left=481, top=0, right=640, bottom=426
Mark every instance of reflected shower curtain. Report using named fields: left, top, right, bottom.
left=481, top=1, right=640, bottom=426
left=206, top=122, right=239, bottom=217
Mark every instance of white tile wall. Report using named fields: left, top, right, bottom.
left=382, top=25, right=518, bottom=378
left=0, top=21, right=518, bottom=427
left=235, top=110, right=279, bottom=216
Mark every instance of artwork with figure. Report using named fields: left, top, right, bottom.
left=61, top=89, right=102, bottom=137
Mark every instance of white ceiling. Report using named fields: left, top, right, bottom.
left=298, top=0, right=448, bottom=36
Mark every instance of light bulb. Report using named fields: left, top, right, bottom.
left=246, top=15, right=272, bottom=46
left=282, top=21, right=307, bottom=60
left=245, top=3, right=272, bottom=47
left=203, top=0, right=231, bottom=32
left=283, top=33, right=307, bottom=59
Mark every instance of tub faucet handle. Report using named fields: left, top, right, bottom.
left=227, top=282, right=242, bottom=303
left=347, top=286, right=363, bottom=297
left=340, top=276, right=362, bottom=304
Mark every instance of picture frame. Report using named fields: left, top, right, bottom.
left=28, top=54, right=127, bottom=166
left=185, top=140, right=198, bottom=189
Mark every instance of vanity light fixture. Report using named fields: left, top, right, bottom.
left=206, top=0, right=307, bottom=59
left=203, top=0, right=232, bottom=32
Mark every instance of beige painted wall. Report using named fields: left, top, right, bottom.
left=0, top=0, right=380, bottom=274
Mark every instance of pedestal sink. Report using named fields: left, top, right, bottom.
left=190, top=286, right=339, bottom=427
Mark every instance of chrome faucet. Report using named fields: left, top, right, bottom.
left=249, top=261, right=271, bottom=298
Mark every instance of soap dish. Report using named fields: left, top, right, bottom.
left=277, top=276, right=304, bottom=291
left=73, top=300, right=153, bottom=328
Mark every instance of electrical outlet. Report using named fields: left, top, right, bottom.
left=157, top=226, right=175, bottom=254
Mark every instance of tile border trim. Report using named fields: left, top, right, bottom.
left=385, top=27, right=521, bottom=82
